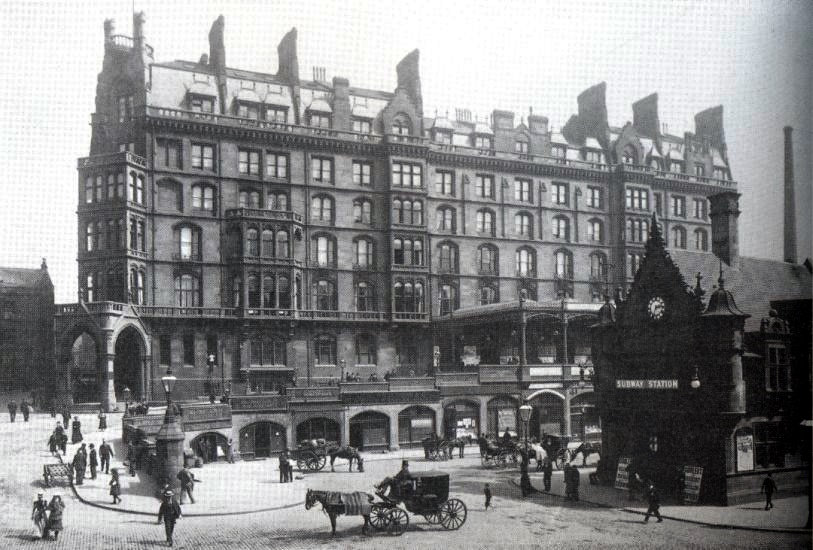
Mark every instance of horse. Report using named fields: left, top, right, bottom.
left=568, top=442, right=600, bottom=466
left=305, top=489, right=374, bottom=536
left=528, top=442, right=548, bottom=470
left=327, top=445, right=364, bottom=472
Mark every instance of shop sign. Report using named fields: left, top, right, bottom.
left=497, top=408, right=516, bottom=432
left=615, top=379, right=679, bottom=389
left=410, top=417, right=433, bottom=429
left=683, top=466, right=703, bottom=504
left=736, top=434, right=754, bottom=472
left=615, top=456, right=631, bottom=491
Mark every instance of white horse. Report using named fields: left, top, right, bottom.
left=529, top=443, right=548, bottom=469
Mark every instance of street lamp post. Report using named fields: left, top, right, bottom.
left=433, top=349, right=441, bottom=375
left=122, top=386, right=131, bottom=416
left=155, top=368, right=184, bottom=490
left=519, top=403, right=533, bottom=453
left=691, top=366, right=701, bottom=389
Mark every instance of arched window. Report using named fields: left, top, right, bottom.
left=516, top=247, right=535, bottom=277
left=555, top=250, right=574, bottom=278
left=671, top=226, right=687, bottom=249
left=393, top=237, right=423, bottom=266
left=176, top=224, right=201, bottom=260
left=392, top=199, right=402, bottom=224
left=552, top=215, right=570, bottom=240
left=95, top=221, right=103, bottom=251
left=650, top=158, right=662, bottom=170
left=353, top=198, right=372, bottom=224
left=587, top=218, right=603, bottom=243
left=262, top=274, right=275, bottom=308
left=479, top=283, right=497, bottom=306
left=86, top=222, right=94, bottom=251
left=590, top=252, right=607, bottom=280
left=268, top=191, right=288, bottom=211
left=312, top=279, right=336, bottom=311
left=393, top=280, right=424, bottom=312
left=261, top=229, right=274, bottom=257
left=476, top=209, right=495, bottom=235
left=412, top=200, right=423, bottom=225
left=356, top=334, right=376, bottom=365
left=355, top=281, right=376, bottom=311
left=355, top=237, right=374, bottom=268
left=314, top=334, right=336, bottom=365
left=391, top=113, right=412, bottom=136
left=106, top=219, right=115, bottom=250
left=438, top=241, right=458, bottom=273
left=191, top=184, right=215, bottom=212
left=276, top=230, right=289, bottom=258
left=239, top=190, right=261, bottom=209
left=412, top=239, right=424, bottom=266
left=232, top=276, right=242, bottom=307
left=621, top=144, right=637, bottom=165
left=278, top=276, right=291, bottom=309
left=246, top=227, right=259, bottom=256
left=436, top=206, right=456, bottom=232
left=440, top=283, right=458, bottom=315
left=85, top=272, right=95, bottom=302
left=311, top=195, right=334, bottom=222
left=694, top=228, right=709, bottom=251
left=477, top=244, right=498, bottom=275
left=174, top=273, right=200, bottom=307
left=247, top=274, right=260, bottom=308
left=130, top=268, right=145, bottom=305
left=515, top=212, right=532, bottom=238
left=311, top=234, right=336, bottom=267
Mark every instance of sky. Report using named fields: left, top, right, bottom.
left=0, top=0, right=810, bottom=303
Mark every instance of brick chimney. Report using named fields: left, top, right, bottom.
left=783, top=126, right=797, bottom=263
left=709, top=191, right=740, bottom=266
left=208, top=15, right=227, bottom=114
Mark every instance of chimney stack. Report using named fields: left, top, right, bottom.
left=783, top=126, right=797, bottom=263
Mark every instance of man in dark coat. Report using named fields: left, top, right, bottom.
left=643, top=483, right=663, bottom=522
left=569, top=464, right=580, bottom=502
left=127, top=441, right=137, bottom=475
left=20, top=399, right=30, bottom=422
left=542, top=458, right=553, bottom=492
left=761, top=473, right=778, bottom=510
left=279, top=451, right=290, bottom=483
left=88, top=443, right=98, bottom=479
left=177, top=467, right=195, bottom=504
left=72, top=449, right=87, bottom=485
left=61, top=408, right=70, bottom=430
left=7, top=400, right=17, bottom=422
left=99, top=440, right=113, bottom=474
left=157, top=489, right=182, bottom=547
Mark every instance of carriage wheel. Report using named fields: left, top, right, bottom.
left=370, top=504, right=390, bottom=530
left=424, top=511, right=441, bottom=524
left=496, top=453, right=507, bottom=468
left=306, top=455, right=326, bottom=471
left=555, top=451, right=566, bottom=470
left=480, top=455, right=492, bottom=467
left=387, top=508, right=409, bottom=536
left=439, top=498, right=467, bottom=530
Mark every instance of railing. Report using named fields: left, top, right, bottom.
left=479, top=365, right=520, bottom=383
left=340, top=381, right=389, bottom=393
left=242, top=308, right=296, bottom=318
left=287, top=386, right=341, bottom=402
left=435, top=372, right=479, bottom=386
left=427, top=142, right=611, bottom=172
left=77, top=151, right=147, bottom=170
left=654, top=169, right=736, bottom=188
left=171, top=252, right=202, bottom=262
left=55, top=304, right=80, bottom=315
left=129, top=249, right=149, bottom=259
left=229, top=394, right=288, bottom=412
left=225, top=208, right=303, bottom=223
left=133, top=305, right=238, bottom=318
left=384, top=134, right=430, bottom=146
left=389, top=377, right=437, bottom=391
left=228, top=256, right=302, bottom=267
left=392, top=312, right=429, bottom=321
left=84, top=301, right=126, bottom=315
left=108, top=34, right=133, bottom=49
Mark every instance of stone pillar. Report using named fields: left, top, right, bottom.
left=155, top=415, right=185, bottom=491
left=388, top=412, right=399, bottom=451
left=563, top=392, right=572, bottom=437
left=341, top=413, right=350, bottom=447
left=286, top=422, right=295, bottom=450
left=479, top=398, right=489, bottom=436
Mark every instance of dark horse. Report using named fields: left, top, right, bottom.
left=305, top=489, right=373, bottom=536
left=327, top=445, right=364, bottom=472
left=568, top=442, right=601, bottom=466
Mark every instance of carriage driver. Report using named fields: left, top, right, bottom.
left=375, top=460, right=413, bottom=497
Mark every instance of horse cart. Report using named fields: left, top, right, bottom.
left=290, top=439, right=332, bottom=472
left=478, top=436, right=520, bottom=468
left=371, top=471, right=467, bottom=535
left=540, top=434, right=571, bottom=469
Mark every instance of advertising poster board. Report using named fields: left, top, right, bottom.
left=615, top=456, right=631, bottom=491
left=736, top=433, right=754, bottom=472
left=683, top=466, right=703, bottom=504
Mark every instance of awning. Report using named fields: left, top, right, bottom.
left=431, top=116, right=454, bottom=131
left=584, top=137, right=602, bottom=150
left=188, top=81, right=215, bottom=96
left=236, top=88, right=260, bottom=103
left=474, top=121, right=494, bottom=136
left=666, top=147, right=683, bottom=161
left=308, top=97, right=333, bottom=113
left=264, top=90, right=293, bottom=108
left=351, top=103, right=377, bottom=119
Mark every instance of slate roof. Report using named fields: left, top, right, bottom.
left=669, top=250, right=811, bottom=331
left=0, top=267, right=51, bottom=290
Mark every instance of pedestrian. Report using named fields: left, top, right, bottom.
left=20, top=399, right=30, bottom=422
left=279, top=451, right=290, bottom=483
left=761, top=472, right=778, bottom=511
left=72, top=448, right=87, bottom=485
left=70, top=416, right=83, bottom=444
left=99, top=439, right=113, bottom=474
left=569, top=463, right=580, bottom=502
left=157, top=488, right=182, bottom=547
left=127, top=440, right=137, bottom=476
left=484, top=483, right=492, bottom=510
left=48, top=433, right=59, bottom=456
left=520, top=459, right=533, bottom=497
left=459, top=439, right=465, bottom=459
left=226, top=438, right=235, bottom=464
left=542, top=458, right=553, bottom=492
left=31, top=492, right=48, bottom=539
left=7, top=400, right=17, bottom=422
left=44, top=494, right=65, bottom=541
left=176, top=466, right=195, bottom=504
left=49, top=402, right=56, bottom=418
left=98, top=407, right=107, bottom=431
left=109, top=468, right=122, bottom=504
left=61, top=408, right=70, bottom=430
left=199, top=438, right=209, bottom=464
left=89, top=443, right=98, bottom=479
left=287, top=460, right=294, bottom=482
left=643, top=483, right=663, bottom=522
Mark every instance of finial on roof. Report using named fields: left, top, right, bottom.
left=434, top=108, right=437, bottom=117
left=718, top=258, right=725, bottom=289
left=41, top=258, right=48, bottom=271
left=445, top=109, right=449, bottom=119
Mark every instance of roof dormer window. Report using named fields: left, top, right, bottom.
left=515, top=140, right=529, bottom=154
left=550, top=145, right=566, bottom=158
left=474, top=135, right=492, bottom=149
left=189, top=94, right=214, bottom=114
left=237, top=101, right=260, bottom=120
left=584, top=149, right=602, bottom=163
left=434, top=129, right=452, bottom=144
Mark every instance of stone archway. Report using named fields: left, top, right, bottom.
left=114, top=325, right=146, bottom=402
left=69, top=331, right=99, bottom=404
left=349, top=411, right=390, bottom=451
left=526, top=390, right=566, bottom=439
left=398, top=406, right=436, bottom=447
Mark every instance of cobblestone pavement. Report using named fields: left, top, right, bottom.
left=1, top=413, right=810, bottom=549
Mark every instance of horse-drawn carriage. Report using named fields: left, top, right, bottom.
left=306, top=471, right=467, bottom=537
left=422, top=435, right=465, bottom=461
left=538, top=434, right=601, bottom=469
left=290, top=439, right=332, bottom=471
left=477, top=435, right=520, bottom=467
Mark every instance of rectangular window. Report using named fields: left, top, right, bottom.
left=625, top=187, right=649, bottom=210
left=435, top=170, right=454, bottom=196
left=265, top=152, right=288, bottom=179
left=694, top=163, right=705, bottom=177
left=353, top=161, right=372, bottom=186
left=475, top=136, right=492, bottom=149
left=352, top=119, right=371, bottom=134
left=587, top=186, right=602, bottom=209
left=585, top=150, right=602, bottom=163
left=476, top=174, right=494, bottom=199
left=266, top=106, right=287, bottom=123
left=627, top=252, right=642, bottom=278
left=156, top=138, right=182, bottom=169
left=95, top=175, right=103, bottom=202
left=189, top=95, right=214, bottom=113
left=159, top=336, right=171, bottom=366
left=117, top=173, right=125, bottom=200
left=669, top=161, right=682, bottom=173
left=191, top=143, right=215, bottom=171
left=392, top=162, right=422, bottom=188
left=311, top=157, right=333, bottom=184
left=671, top=195, right=686, bottom=217
left=693, top=198, right=707, bottom=219
left=107, top=174, right=115, bottom=200
left=117, top=95, right=134, bottom=122
left=238, top=149, right=260, bottom=175
left=713, top=167, right=727, bottom=180
left=767, top=345, right=790, bottom=391
left=655, top=193, right=663, bottom=216
left=310, top=113, right=331, bottom=128
left=551, top=145, right=566, bottom=158
left=515, top=141, right=528, bottom=154
left=552, top=182, right=568, bottom=205
left=183, top=335, right=195, bottom=366
left=237, top=102, right=260, bottom=120
left=85, top=177, right=93, bottom=204
left=514, top=178, right=532, bottom=203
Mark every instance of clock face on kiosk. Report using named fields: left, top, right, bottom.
left=648, top=296, right=666, bottom=320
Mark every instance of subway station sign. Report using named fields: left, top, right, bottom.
left=615, top=379, right=679, bottom=389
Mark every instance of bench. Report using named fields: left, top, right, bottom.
left=43, top=463, right=73, bottom=487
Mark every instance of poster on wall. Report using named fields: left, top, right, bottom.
left=615, top=456, right=631, bottom=491
left=736, top=433, right=754, bottom=472
left=497, top=409, right=517, bottom=433
left=683, top=466, right=704, bottom=504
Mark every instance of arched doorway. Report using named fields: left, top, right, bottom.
left=190, top=432, right=229, bottom=463
left=527, top=391, right=565, bottom=439
left=486, top=396, right=518, bottom=437
left=570, top=392, right=599, bottom=442
left=296, top=417, right=340, bottom=444
left=114, top=326, right=144, bottom=401
left=443, top=400, right=480, bottom=441
left=398, top=406, right=435, bottom=447
left=239, top=421, right=287, bottom=459
left=70, top=332, right=98, bottom=403
left=349, top=411, right=390, bottom=451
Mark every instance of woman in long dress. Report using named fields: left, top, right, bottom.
left=98, top=407, right=107, bottom=431
left=31, top=493, right=47, bottom=539
left=70, top=416, right=83, bottom=444
left=109, top=468, right=122, bottom=504
left=45, top=495, right=65, bottom=541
